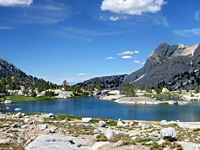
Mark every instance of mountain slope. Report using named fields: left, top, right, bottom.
left=78, top=42, right=200, bottom=90
left=77, top=75, right=126, bottom=89
left=0, top=58, right=57, bottom=92
left=123, top=42, right=200, bottom=89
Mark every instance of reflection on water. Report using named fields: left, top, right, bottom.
left=0, top=96, right=200, bottom=121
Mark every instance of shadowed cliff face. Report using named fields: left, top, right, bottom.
left=79, top=42, right=200, bottom=89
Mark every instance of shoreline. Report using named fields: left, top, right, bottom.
left=0, top=112, right=200, bottom=150
left=99, top=95, right=191, bottom=105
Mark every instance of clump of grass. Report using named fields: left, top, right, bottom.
left=150, top=144, right=159, bottom=150
left=95, top=134, right=107, bottom=141
left=136, top=138, right=153, bottom=143
left=106, top=120, right=117, bottom=126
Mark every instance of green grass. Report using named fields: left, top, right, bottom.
left=3, top=95, right=56, bottom=103
left=143, top=94, right=153, bottom=98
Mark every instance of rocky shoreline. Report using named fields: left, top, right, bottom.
left=99, top=95, right=191, bottom=105
left=0, top=112, right=200, bottom=150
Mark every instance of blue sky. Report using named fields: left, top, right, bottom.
left=0, top=0, right=200, bottom=85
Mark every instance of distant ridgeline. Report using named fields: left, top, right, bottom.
left=78, top=42, right=200, bottom=90
left=0, top=58, right=58, bottom=93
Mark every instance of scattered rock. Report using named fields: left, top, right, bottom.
left=160, top=120, right=169, bottom=126
left=113, top=140, right=123, bottom=147
left=24, top=119, right=33, bottom=124
left=99, top=121, right=106, bottom=127
left=160, top=127, right=176, bottom=141
left=157, top=139, right=165, bottom=145
left=117, top=120, right=124, bottom=127
left=47, top=113, right=55, bottom=118
left=152, top=131, right=160, bottom=138
left=162, top=87, right=169, bottom=94
left=2, top=124, right=10, bottom=127
left=4, top=100, right=13, bottom=104
left=60, top=120, right=67, bottom=123
left=13, top=112, right=24, bottom=118
left=15, top=108, right=21, bottom=111
left=91, top=141, right=110, bottom=150
left=49, top=128, right=56, bottom=133
left=22, top=125, right=29, bottom=129
left=146, top=141, right=153, bottom=145
left=18, top=137, right=24, bottom=143
left=93, top=129, right=100, bottom=134
left=138, top=122, right=150, bottom=129
left=77, top=123, right=85, bottom=127
left=12, top=122, right=21, bottom=128
left=129, top=132, right=139, bottom=137
left=178, top=141, right=200, bottom=150
left=38, top=117, right=44, bottom=123
left=0, top=138, right=11, bottom=144
left=38, top=124, right=48, bottom=130
left=105, top=128, right=116, bottom=140
left=82, top=118, right=92, bottom=123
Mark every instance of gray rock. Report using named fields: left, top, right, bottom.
left=0, top=138, right=11, bottom=144
left=25, top=134, right=92, bottom=150
left=90, top=141, right=110, bottom=150
left=117, top=120, right=124, bottom=127
left=49, top=128, right=56, bottom=133
left=60, top=120, right=67, bottom=123
left=162, top=88, right=169, bottom=94
left=12, top=122, right=21, bottom=128
left=98, top=121, right=106, bottom=127
left=82, top=118, right=92, bottom=123
left=15, top=108, right=21, bottom=111
left=146, top=141, right=153, bottom=145
left=47, top=113, right=55, bottom=118
left=77, top=123, right=85, bottom=127
left=18, top=137, right=24, bottom=143
left=38, top=117, right=45, bottom=123
left=24, top=119, right=33, bottom=124
left=160, top=127, right=176, bottom=141
left=105, top=128, right=116, bottom=140
left=113, top=140, right=123, bottom=147
left=93, top=129, right=100, bottom=134
left=13, top=112, right=24, bottom=118
left=160, top=120, right=169, bottom=126
left=4, top=100, right=13, bottom=104
left=157, top=139, right=165, bottom=145
left=38, top=124, right=48, bottom=130
left=178, top=141, right=200, bottom=150
left=152, top=131, right=160, bottom=138
left=22, top=125, right=30, bottom=129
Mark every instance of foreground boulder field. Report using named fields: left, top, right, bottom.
left=0, top=113, right=200, bottom=150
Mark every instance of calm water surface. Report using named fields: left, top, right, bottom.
left=1, top=96, right=200, bottom=122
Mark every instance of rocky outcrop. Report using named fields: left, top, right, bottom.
left=25, top=134, right=92, bottom=150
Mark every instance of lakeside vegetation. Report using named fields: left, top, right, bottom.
left=0, top=95, right=56, bottom=103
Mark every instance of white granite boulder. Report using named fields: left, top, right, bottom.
left=82, top=118, right=92, bottom=123
left=160, top=127, right=176, bottom=141
left=4, top=100, right=13, bottom=104
left=105, top=128, right=116, bottom=140
left=99, top=121, right=106, bottom=127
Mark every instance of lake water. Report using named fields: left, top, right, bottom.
left=1, top=96, right=200, bottom=122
